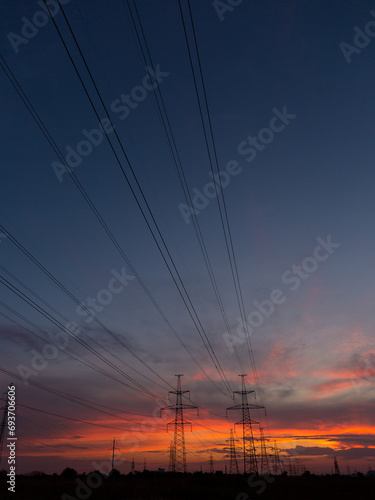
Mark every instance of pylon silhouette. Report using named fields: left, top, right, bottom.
left=228, top=429, right=239, bottom=474
left=258, top=425, right=270, bottom=475
left=271, top=441, right=282, bottom=475
left=168, top=440, right=175, bottom=472
left=160, top=375, right=198, bottom=473
left=227, top=374, right=264, bottom=474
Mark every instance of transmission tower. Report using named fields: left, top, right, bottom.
left=272, top=441, right=283, bottom=475
left=209, top=453, right=214, bottom=474
left=228, top=429, right=239, bottom=474
left=288, top=457, right=298, bottom=476
left=168, top=440, right=175, bottom=472
left=226, top=374, right=264, bottom=474
left=160, top=375, right=198, bottom=473
left=296, top=459, right=304, bottom=475
left=131, top=457, right=135, bottom=474
left=258, top=425, right=270, bottom=475
left=334, top=456, right=340, bottom=475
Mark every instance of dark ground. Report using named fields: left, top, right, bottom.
left=1, top=472, right=374, bottom=500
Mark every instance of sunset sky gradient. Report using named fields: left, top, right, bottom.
left=0, top=0, right=374, bottom=475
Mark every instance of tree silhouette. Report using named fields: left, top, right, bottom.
left=60, top=467, right=77, bottom=479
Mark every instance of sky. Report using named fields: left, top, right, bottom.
left=0, top=0, right=374, bottom=475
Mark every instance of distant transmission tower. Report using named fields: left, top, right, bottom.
left=168, top=440, right=175, bottom=472
left=209, top=453, right=214, bottom=474
left=160, top=375, right=198, bottom=473
left=131, top=457, right=135, bottom=474
left=258, top=425, right=270, bottom=475
left=228, top=429, right=239, bottom=474
left=334, top=456, right=340, bottom=475
left=272, top=441, right=283, bottom=475
left=227, top=375, right=264, bottom=474
left=291, top=457, right=298, bottom=476
left=296, top=459, right=303, bottom=475
left=288, top=457, right=298, bottom=476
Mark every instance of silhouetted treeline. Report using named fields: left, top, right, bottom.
left=1, top=469, right=375, bottom=499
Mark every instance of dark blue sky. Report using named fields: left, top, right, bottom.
left=0, top=0, right=375, bottom=473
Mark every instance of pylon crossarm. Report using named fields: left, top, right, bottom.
left=234, top=421, right=257, bottom=428
left=179, top=404, right=199, bottom=411
left=160, top=406, right=173, bottom=417
left=233, top=390, right=255, bottom=396
left=166, top=421, right=192, bottom=432
left=226, top=405, right=242, bottom=412
left=166, top=422, right=176, bottom=432
left=248, top=404, right=265, bottom=410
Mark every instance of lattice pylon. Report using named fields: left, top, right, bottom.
left=272, top=441, right=282, bottom=475
left=227, top=375, right=264, bottom=474
left=168, top=440, right=176, bottom=472
left=259, top=425, right=270, bottom=476
left=228, top=429, right=239, bottom=474
left=160, top=375, right=198, bottom=473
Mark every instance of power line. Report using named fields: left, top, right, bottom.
left=0, top=56, right=177, bottom=395
left=125, top=0, right=244, bottom=375
left=17, top=403, right=135, bottom=432
left=0, top=289, right=225, bottom=429
left=0, top=268, right=228, bottom=438
left=0, top=366, right=166, bottom=428
left=0, top=275, right=162, bottom=402
left=0, top=301, right=170, bottom=402
left=0, top=264, right=170, bottom=394
left=177, top=0, right=262, bottom=397
left=46, top=0, right=233, bottom=398
left=0, top=50, right=229, bottom=401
